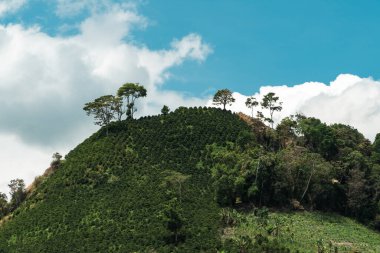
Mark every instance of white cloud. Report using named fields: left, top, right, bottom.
left=0, top=0, right=25, bottom=17
left=208, top=74, right=380, bottom=141
left=0, top=134, right=56, bottom=196
left=55, top=0, right=138, bottom=18
left=0, top=5, right=211, bottom=193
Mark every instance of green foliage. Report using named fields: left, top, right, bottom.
left=258, top=92, right=283, bottom=128
left=226, top=211, right=380, bottom=253
left=297, top=116, right=338, bottom=159
left=161, top=198, right=186, bottom=246
left=203, top=112, right=380, bottom=227
left=161, top=105, right=170, bottom=116
left=245, top=96, right=259, bottom=118
left=206, top=142, right=261, bottom=206
left=213, top=89, right=235, bottom=110
left=220, top=208, right=292, bottom=253
left=83, top=95, right=119, bottom=128
left=0, top=107, right=249, bottom=252
left=50, top=152, right=63, bottom=168
left=372, top=133, right=380, bottom=163
left=117, top=83, right=147, bottom=119
left=0, top=193, right=8, bottom=218
left=274, top=148, right=333, bottom=208
left=1, top=104, right=380, bottom=252
left=8, top=179, right=26, bottom=212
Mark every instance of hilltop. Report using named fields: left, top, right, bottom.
left=0, top=107, right=249, bottom=252
left=0, top=107, right=379, bottom=252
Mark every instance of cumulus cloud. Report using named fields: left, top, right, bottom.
left=0, top=0, right=25, bottom=17
left=0, top=4, right=211, bottom=193
left=209, top=74, right=380, bottom=141
left=0, top=134, right=57, bottom=196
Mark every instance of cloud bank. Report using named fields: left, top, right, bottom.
left=209, top=74, right=380, bottom=141
left=0, top=0, right=25, bottom=17
left=0, top=4, right=211, bottom=193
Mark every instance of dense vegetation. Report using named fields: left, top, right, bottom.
left=223, top=209, right=380, bottom=252
left=0, top=104, right=379, bottom=252
left=206, top=113, right=380, bottom=227
left=0, top=107, right=250, bottom=252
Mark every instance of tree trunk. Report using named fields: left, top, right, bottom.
left=300, top=163, right=314, bottom=202
left=255, top=159, right=260, bottom=184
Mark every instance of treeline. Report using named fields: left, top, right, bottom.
left=83, top=83, right=147, bottom=127
left=0, top=179, right=26, bottom=219
left=0, top=153, right=63, bottom=220
left=204, top=111, right=380, bottom=229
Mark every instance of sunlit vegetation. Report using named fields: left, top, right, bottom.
left=0, top=107, right=250, bottom=252
left=0, top=88, right=379, bottom=252
left=222, top=209, right=380, bottom=252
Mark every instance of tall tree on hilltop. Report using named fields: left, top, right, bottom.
left=112, top=96, right=124, bottom=121
left=83, top=95, right=118, bottom=134
left=245, top=96, right=259, bottom=118
left=117, top=83, right=147, bottom=119
left=161, top=105, right=170, bottom=116
left=50, top=152, right=63, bottom=169
left=258, top=92, right=282, bottom=128
left=213, top=89, right=235, bottom=110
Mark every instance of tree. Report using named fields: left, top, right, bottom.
left=51, top=152, right=63, bottom=168
left=245, top=96, right=259, bottom=118
left=347, top=169, right=368, bottom=219
left=276, top=116, right=297, bottom=149
left=161, top=105, right=170, bottom=116
left=8, top=179, right=26, bottom=211
left=117, top=83, right=147, bottom=119
left=163, top=198, right=185, bottom=245
left=112, top=96, right=124, bottom=121
left=161, top=170, right=190, bottom=203
left=207, top=143, right=258, bottom=206
left=274, top=148, right=332, bottom=208
left=212, top=89, right=235, bottom=110
left=83, top=95, right=117, bottom=133
left=297, top=117, right=337, bottom=159
left=372, top=133, right=380, bottom=164
left=0, top=193, right=8, bottom=218
left=259, top=92, right=282, bottom=128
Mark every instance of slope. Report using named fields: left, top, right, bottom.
left=0, top=107, right=250, bottom=253
left=224, top=210, right=380, bottom=252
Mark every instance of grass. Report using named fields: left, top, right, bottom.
left=227, top=210, right=380, bottom=253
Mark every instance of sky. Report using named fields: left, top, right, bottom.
left=1, top=0, right=380, bottom=194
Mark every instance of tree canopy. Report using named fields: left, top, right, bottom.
left=117, top=83, right=147, bottom=119
left=258, top=92, right=283, bottom=128
left=245, top=96, right=259, bottom=118
left=212, top=89, right=235, bottom=110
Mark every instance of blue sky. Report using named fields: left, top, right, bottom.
left=3, top=0, right=380, bottom=96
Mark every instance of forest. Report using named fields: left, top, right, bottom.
left=0, top=85, right=379, bottom=252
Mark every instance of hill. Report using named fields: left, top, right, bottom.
left=0, top=107, right=250, bottom=252
left=0, top=107, right=379, bottom=252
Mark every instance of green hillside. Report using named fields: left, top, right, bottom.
left=223, top=210, right=380, bottom=253
left=0, top=107, right=250, bottom=252
left=0, top=107, right=380, bottom=252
